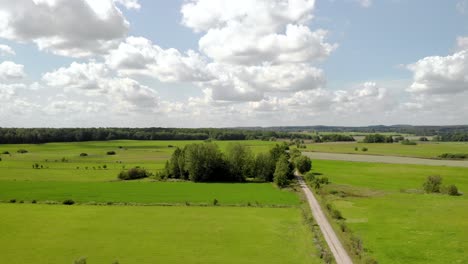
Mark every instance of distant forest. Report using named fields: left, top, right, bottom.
left=0, top=125, right=467, bottom=144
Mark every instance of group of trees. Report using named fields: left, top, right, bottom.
left=159, top=142, right=312, bottom=187
left=423, top=175, right=460, bottom=196
left=0, top=128, right=312, bottom=144
left=362, top=134, right=394, bottom=143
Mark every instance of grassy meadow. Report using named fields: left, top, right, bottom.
left=0, top=204, right=320, bottom=264
left=311, top=160, right=468, bottom=264
left=304, top=141, right=468, bottom=159
left=0, top=140, right=325, bottom=264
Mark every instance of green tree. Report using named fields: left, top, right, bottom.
left=294, top=155, right=312, bottom=174
left=184, top=143, right=230, bottom=182
left=274, top=155, right=292, bottom=188
left=225, top=143, right=253, bottom=181
left=253, top=152, right=275, bottom=182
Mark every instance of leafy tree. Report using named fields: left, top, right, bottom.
left=225, top=143, right=254, bottom=182
left=270, top=142, right=290, bottom=164
left=447, top=185, right=459, bottom=196
left=289, top=148, right=302, bottom=161
left=184, top=143, right=230, bottom=182
left=273, top=155, right=292, bottom=187
left=253, top=152, right=275, bottom=182
left=294, top=155, right=312, bottom=174
left=118, top=167, right=149, bottom=180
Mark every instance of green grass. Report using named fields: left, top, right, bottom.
left=304, top=141, right=468, bottom=158
left=0, top=181, right=300, bottom=206
left=0, top=204, right=320, bottom=264
left=312, top=160, right=468, bottom=264
left=0, top=140, right=278, bottom=181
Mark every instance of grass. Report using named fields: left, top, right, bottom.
left=0, top=140, right=278, bottom=181
left=312, top=160, right=468, bottom=264
left=304, top=141, right=468, bottom=158
left=0, top=204, right=320, bottom=264
left=0, top=181, right=300, bottom=206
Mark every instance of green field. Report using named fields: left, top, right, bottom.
left=304, top=142, right=468, bottom=158
left=312, top=160, right=468, bottom=264
left=0, top=181, right=299, bottom=206
left=0, top=140, right=325, bottom=264
left=0, top=140, right=278, bottom=181
left=0, top=204, right=320, bottom=264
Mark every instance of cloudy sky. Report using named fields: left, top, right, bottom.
left=0, top=0, right=467, bottom=128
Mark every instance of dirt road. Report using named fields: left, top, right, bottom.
left=303, top=152, right=468, bottom=167
left=297, top=175, right=353, bottom=264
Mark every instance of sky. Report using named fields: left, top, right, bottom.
left=0, top=0, right=467, bottom=128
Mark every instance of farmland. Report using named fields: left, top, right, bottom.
left=303, top=141, right=468, bottom=159
left=311, top=160, right=468, bottom=264
left=0, top=204, right=319, bottom=264
left=0, top=140, right=323, bottom=264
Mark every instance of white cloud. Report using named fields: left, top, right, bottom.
left=0, top=44, right=15, bottom=56
left=0, top=0, right=131, bottom=57
left=106, top=37, right=212, bottom=82
left=42, top=61, right=159, bottom=112
left=0, top=61, right=26, bottom=80
left=113, top=0, right=140, bottom=10
left=407, top=50, right=468, bottom=94
left=182, top=0, right=335, bottom=65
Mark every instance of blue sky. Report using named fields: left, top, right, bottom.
left=0, top=0, right=467, bottom=127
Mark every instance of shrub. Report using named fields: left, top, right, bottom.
left=447, top=185, right=459, bottom=196
left=118, top=167, right=149, bottom=180
left=107, top=151, right=116, bottom=155
left=17, top=149, right=28, bottom=154
left=294, top=155, right=312, bottom=174
left=401, top=139, right=417, bottom=145
left=423, top=175, right=442, bottom=193
left=80, top=153, right=88, bottom=157
left=354, top=147, right=358, bottom=151
left=438, top=153, right=468, bottom=160
left=0, top=157, right=2, bottom=161
left=362, top=147, right=368, bottom=152
left=331, top=209, right=344, bottom=220
left=2, top=151, right=9, bottom=154
left=63, top=199, right=75, bottom=205
left=304, top=171, right=316, bottom=182
left=213, top=199, right=219, bottom=206
left=32, top=200, right=37, bottom=204
left=103, top=165, right=107, bottom=169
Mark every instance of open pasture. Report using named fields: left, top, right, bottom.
left=312, top=160, right=468, bottom=264
left=304, top=141, right=468, bottom=159
left=0, top=204, right=320, bottom=264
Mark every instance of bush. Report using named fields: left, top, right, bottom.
left=213, top=199, right=219, bottom=206
left=401, top=139, right=417, bottom=145
left=63, top=199, right=75, bottom=205
left=423, top=175, right=442, bottom=193
left=17, top=149, right=28, bottom=154
left=304, top=171, right=316, bottom=182
left=103, top=165, right=107, bottom=169
left=32, top=200, right=37, bottom=204
left=9, top=199, right=16, bottom=203
left=80, top=153, right=88, bottom=157
left=294, top=155, right=312, bottom=174
left=118, top=167, right=149, bottom=180
left=438, top=153, right=468, bottom=160
left=362, top=147, right=368, bottom=152
left=107, top=151, right=116, bottom=155
left=331, top=209, right=344, bottom=220
left=447, top=185, right=459, bottom=196
left=2, top=151, right=9, bottom=154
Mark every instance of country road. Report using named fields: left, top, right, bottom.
left=303, top=152, right=468, bottom=167
left=297, top=175, right=353, bottom=264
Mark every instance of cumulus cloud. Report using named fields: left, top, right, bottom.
left=181, top=0, right=335, bottom=65
left=0, top=61, right=26, bottom=80
left=0, top=44, right=15, bottom=56
left=113, top=0, right=140, bottom=10
left=42, top=62, right=159, bottom=112
left=106, top=37, right=212, bottom=82
left=457, top=36, right=468, bottom=51
left=0, top=0, right=132, bottom=57
left=407, top=50, right=468, bottom=94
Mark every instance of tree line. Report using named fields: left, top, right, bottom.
left=0, top=128, right=312, bottom=144
left=157, top=142, right=312, bottom=187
